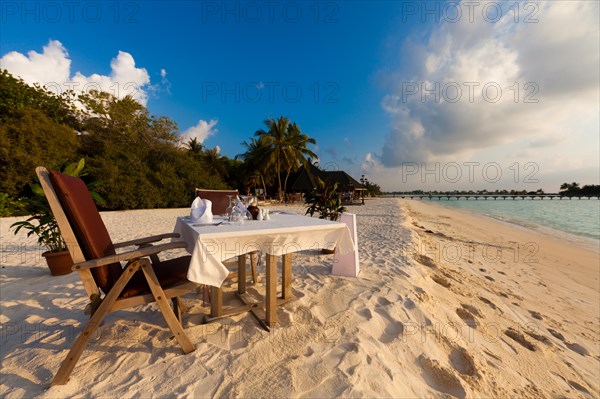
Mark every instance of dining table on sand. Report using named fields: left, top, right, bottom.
left=172, top=211, right=356, bottom=329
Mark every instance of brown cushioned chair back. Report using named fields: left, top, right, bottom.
left=195, top=189, right=239, bottom=215
left=50, top=171, right=123, bottom=294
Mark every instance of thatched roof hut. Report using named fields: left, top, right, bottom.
left=289, top=164, right=366, bottom=193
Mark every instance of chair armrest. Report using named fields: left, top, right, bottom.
left=113, top=233, right=181, bottom=249
left=72, top=241, right=188, bottom=271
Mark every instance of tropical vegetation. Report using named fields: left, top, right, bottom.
left=10, top=159, right=98, bottom=252
left=559, top=183, right=600, bottom=197
left=305, top=177, right=347, bottom=221
left=253, top=117, right=317, bottom=200
left=0, top=70, right=328, bottom=215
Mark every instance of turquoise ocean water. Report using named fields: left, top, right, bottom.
left=428, top=198, right=600, bottom=246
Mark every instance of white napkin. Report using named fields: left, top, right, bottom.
left=190, top=197, right=213, bottom=224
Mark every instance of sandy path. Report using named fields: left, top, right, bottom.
left=1, top=199, right=598, bottom=398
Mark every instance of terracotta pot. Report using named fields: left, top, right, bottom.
left=42, top=250, right=74, bottom=276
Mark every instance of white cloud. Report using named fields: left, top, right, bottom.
left=180, top=119, right=219, bottom=143
left=0, top=39, right=70, bottom=84
left=362, top=152, right=377, bottom=172
left=160, top=68, right=167, bottom=78
left=0, top=40, right=152, bottom=105
left=380, top=1, right=599, bottom=167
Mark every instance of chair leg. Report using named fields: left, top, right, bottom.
left=140, top=259, right=195, bottom=354
left=177, top=297, right=188, bottom=314
left=172, top=297, right=185, bottom=322
left=51, top=261, right=141, bottom=386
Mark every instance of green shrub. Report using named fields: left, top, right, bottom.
left=0, top=193, right=27, bottom=216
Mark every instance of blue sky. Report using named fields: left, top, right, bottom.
left=1, top=1, right=599, bottom=192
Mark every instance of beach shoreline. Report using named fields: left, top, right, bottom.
left=419, top=198, right=600, bottom=253
left=1, top=198, right=598, bottom=398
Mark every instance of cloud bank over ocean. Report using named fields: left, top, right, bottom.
left=379, top=1, right=599, bottom=166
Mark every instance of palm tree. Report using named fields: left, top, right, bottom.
left=281, top=122, right=317, bottom=194
left=202, top=146, right=228, bottom=179
left=186, top=137, right=203, bottom=158
left=255, top=117, right=317, bottom=200
left=236, top=137, right=272, bottom=196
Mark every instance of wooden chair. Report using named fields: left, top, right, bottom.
left=37, top=167, right=198, bottom=386
left=195, top=188, right=258, bottom=284
left=195, top=188, right=239, bottom=215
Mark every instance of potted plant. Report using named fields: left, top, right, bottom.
left=304, top=177, right=347, bottom=254
left=11, top=159, right=100, bottom=276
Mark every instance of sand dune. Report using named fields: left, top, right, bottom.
left=1, top=198, right=598, bottom=398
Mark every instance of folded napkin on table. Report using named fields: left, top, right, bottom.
left=190, top=196, right=213, bottom=224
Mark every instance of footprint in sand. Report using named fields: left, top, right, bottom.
left=377, top=297, right=392, bottom=307
left=404, top=298, right=416, bottom=310
left=547, top=328, right=565, bottom=340
left=485, top=275, right=495, bottom=282
left=568, top=380, right=592, bottom=395
left=504, top=328, right=537, bottom=352
left=524, top=330, right=552, bottom=347
left=456, top=307, right=479, bottom=328
left=449, top=347, right=478, bottom=377
left=418, top=354, right=466, bottom=399
left=479, top=268, right=487, bottom=272
left=357, top=307, right=373, bottom=321
left=413, top=287, right=429, bottom=302
left=374, top=307, right=405, bottom=344
left=478, top=297, right=500, bottom=312
left=432, top=275, right=452, bottom=288
left=460, top=304, right=484, bottom=318
left=565, top=341, right=589, bottom=356
left=483, top=349, right=502, bottom=363
left=381, top=320, right=405, bottom=344
left=528, top=310, right=543, bottom=320
left=415, top=254, right=438, bottom=269
left=547, top=326, right=587, bottom=357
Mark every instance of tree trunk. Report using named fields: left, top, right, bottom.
left=283, top=168, right=291, bottom=196
left=260, top=174, right=267, bottom=199
left=276, top=155, right=283, bottom=201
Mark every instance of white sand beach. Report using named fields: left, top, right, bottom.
left=1, top=198, right=598, bottom=398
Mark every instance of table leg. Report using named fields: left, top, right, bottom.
left=210, top=286, right=222, bottom=317
left=238, top=255, right=247, bottom=295
left=265, top=254, right=277, bottom=327
left=250, top=251, right=258, bottom=284
left=282, top=253, right=293, bottom=299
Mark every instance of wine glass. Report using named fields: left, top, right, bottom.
left=240, top=195, right=253, bottom=219
left=226, top=194, right=234, bottom=220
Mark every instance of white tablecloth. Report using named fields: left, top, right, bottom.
left=172, top=212, right=356, bottom=287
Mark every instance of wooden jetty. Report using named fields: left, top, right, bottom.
left=389, top=194, right=599, bottom=200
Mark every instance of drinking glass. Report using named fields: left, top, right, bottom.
left=226, top=194, right=234, bottom=221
